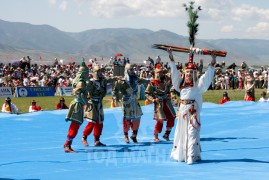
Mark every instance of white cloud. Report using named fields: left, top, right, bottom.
left=43, top=0, right=269, bottom=39
left=80, top=0, right=236, bottom=20
left=78, top=10, right=83, bottom=16
left=246, top=22, right=269, bottom=32
left=232, top=16, right=241, bottom=21
left=59, top=0, right=67, bottom=11
left=245, top=22, right=269, bottom=39
left=195, top=0, right=234, bottom=21
left=50, top=0, right=234, bottom=20
left=196, top=0, right=233, bottom=8
left=232, top=4, right=269, bottom=21
left=48, top=0, right=57, bottom=5
left=86, top=0, right=184, bottom=18
left=50, top=0, right=269, bottom=25
left=206, top=8, right=222, bottom=21
left=221, top=25, right=233, bottom=32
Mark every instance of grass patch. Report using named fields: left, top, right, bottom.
left=0, top=89, right=266, bottom=114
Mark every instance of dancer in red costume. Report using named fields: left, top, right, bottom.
left=145, top=64, right=176, bottom=142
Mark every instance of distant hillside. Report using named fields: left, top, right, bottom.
left=0, top=19, right=82, bottom=52
left=0, top=19, right=269, bottom=65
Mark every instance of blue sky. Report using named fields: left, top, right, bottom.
left=1, top=0, right=269, bottom=39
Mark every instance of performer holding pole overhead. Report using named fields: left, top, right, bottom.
left=168, top=47, right=217, bottom=164
left=153, top=1, right=226, bottom=164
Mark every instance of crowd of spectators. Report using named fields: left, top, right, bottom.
left=1, top=55, right=269, bottom=115
left=212, top=61, right=268, bottom=90
left=0, top=56, right=268, bottom=95
left=0, top=56, right=152, bottom=94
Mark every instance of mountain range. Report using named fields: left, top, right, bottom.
left=0, top=19, right=269, bottom=66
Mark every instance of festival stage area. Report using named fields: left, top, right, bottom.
left=1, top=101, right=269, bottom=180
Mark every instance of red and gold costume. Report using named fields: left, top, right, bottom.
left=145, top=64, right=176, bottom=142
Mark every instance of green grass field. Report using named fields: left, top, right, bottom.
left=0, top=89, right=267, bottom=114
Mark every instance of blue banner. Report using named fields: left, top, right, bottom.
left=15, top=87, right=55, bottom=97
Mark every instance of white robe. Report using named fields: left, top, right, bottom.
left=169, top=61, right=215, bottom=163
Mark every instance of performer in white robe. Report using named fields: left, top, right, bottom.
left=168, top=50, right=216, bottom=165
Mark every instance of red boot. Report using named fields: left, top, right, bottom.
left=64, top=140, right=75, bottom=153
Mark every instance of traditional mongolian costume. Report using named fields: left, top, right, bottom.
left=112, top=64, right=148, bottom=143
left=82, top=65, right=115, bottom=146
left=151, top=1, right=226, bottom=165
left=168, top=2, right=217, bottom=164
left=169, top=53, right=216, bottom=164
left=64, top=61, right=89, bottom=153
left=145, top=64, right=176, bottom=142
